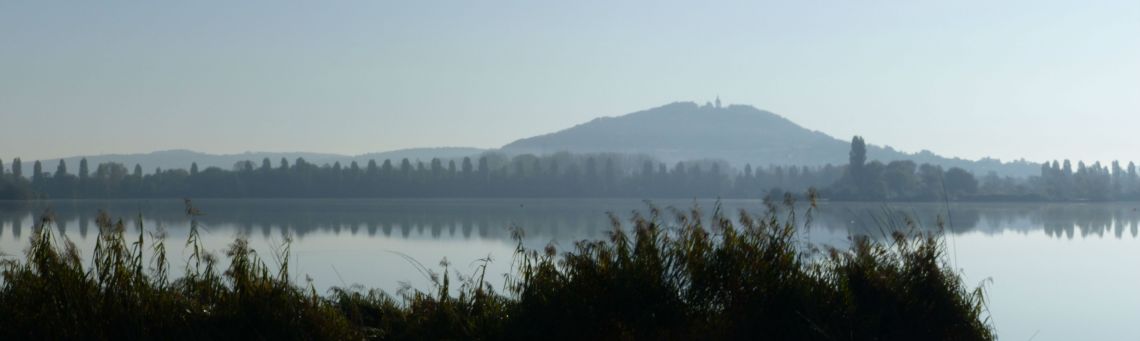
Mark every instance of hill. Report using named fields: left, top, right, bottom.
left=10, top=102, right=1039, bottom=177
left=502, top=102, right=1039, bottom=177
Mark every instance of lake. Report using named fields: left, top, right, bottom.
left=1, top=198, right=1137, bottom=340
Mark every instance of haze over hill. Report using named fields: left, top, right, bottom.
left=502, top=102, right=1040, bottom=177
left=11, top=102, right=1039, bottom=178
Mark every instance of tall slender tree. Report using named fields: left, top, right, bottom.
left=849, top=136, right=866, bottom=171
left=367, top=160, right=379, bottom=175
left=79, top=158, right=90, bottom=180
left=55, top=160, right=68, bottom=178
left=841, top=136, right=868, bottom=196
left=400, top=159, right=413, bottom=175
left=462, top=157, right=473, bottom=175
left=12, top=158, right=22, bottom=179
left=32, top=161, right=43, bottom=183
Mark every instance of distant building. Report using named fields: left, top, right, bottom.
left=715, top=96, right=722, bottom=109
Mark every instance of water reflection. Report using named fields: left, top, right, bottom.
left=2, top=199, right=1140, bottom=242
left=819, top=202, right=1140, bottom=240
left=3, top=199, right=1134, bottom=341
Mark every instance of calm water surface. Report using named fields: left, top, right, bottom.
left=1, top=198, right=1138, bottom=340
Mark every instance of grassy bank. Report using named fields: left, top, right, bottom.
left=0, top=196, right=993, bottom=340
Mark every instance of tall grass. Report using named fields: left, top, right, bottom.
left=493, top=193, right=993, bottom=340
left=0, top=196, right=993, bottom=340
left=0, top=203, right=354, bottom=340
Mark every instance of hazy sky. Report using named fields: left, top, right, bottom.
left=2, top=1, right=1138, bottom=162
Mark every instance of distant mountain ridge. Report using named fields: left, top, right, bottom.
left=9, top=102, right=1040, bottom=178
left=14, top=147, right=487, bottom=176
left=501, top=101, right=1039, bottom=177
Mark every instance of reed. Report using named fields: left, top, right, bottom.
left=0, top=195, right=993, bottom=340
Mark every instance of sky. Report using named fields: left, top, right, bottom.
left=1, top=1, right=1138, bottom=163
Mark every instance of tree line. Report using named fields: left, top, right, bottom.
left=1, top=137, right=1136, bottom=201
left=0, top=152, right=840, bottom=199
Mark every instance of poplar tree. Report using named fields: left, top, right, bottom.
left=55, top=160, right=68, bottom=178
left=12, top=158, right=22, bottom=179
left=32, top=160, right=43, bottom=183
left=79, top=158, right=90, bottom=180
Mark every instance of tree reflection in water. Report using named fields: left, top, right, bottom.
left=1, top=199, right=1140, bottom=243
